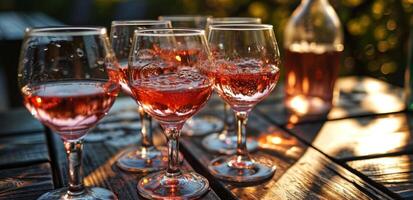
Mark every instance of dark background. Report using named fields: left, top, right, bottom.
left=0, top=0, right=411, bottom=108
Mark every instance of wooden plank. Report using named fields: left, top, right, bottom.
left=0, top=108, right=50, bottom=170
left=49, top=98, right=221, bottom=200
left=288, top=113, right=413, bottom=160
left=257, top=76, right=404, bottom=125
left=180, top=112, right=394, bottom=199
left=0, top=108, right=44, bottom=135
left=0, top=131, right=49, bottom=168
left=347, top=154, right=413, bottom=199
left=0, top=162, right=54, bottom=200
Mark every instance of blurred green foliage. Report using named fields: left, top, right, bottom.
left=1, top=0, right=412, bottom=86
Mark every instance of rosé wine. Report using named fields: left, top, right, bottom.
left=212, top=58, right=280, bottom=112
left=284, top=48, right=341, bottom=114
left=22, top=80, right=119, bottom=140
left=129, top=65, right=212, bottom=123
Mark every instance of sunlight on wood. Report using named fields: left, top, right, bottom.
left=231, top=148, right=377, bottom=200
left=329, top=77, right=404, bottom=118
left=348, top=155, right=413, bottom=197
left=312, top=114, right=410, bottom=158
left=361, top=93, right=403, bottom=113
left=84, top=154, right=119, bottom=186
left=258, top=128, right=303, bottom=159
left=337, top=77, right=388, bottom=93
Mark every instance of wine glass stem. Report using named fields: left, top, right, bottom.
left=220, top=102, right=234, bottom=137
left=235, top=111, right=251, bottom=160
left=138, top=107, right=153, bottom=148
left=64, top=139, right=85, bottom=196
left=164, top=127, right=181, bottom=175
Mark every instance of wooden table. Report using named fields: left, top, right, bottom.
left=1, top=76, right=410, bottom=199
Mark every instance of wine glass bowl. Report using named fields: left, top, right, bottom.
left=110, top=20, right=171, bottom=173
left=18, top=27, right=119, bottom=199
left=129, top=28, right=212, bottom=199
left=21, top=80, right=118, bottom=141
left=212, top=57, right=280, bottom=111
left=207, top=24, right=281, bottom=183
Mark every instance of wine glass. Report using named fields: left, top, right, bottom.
left=110, top=20, right=171, bottom=172
left=202, top=17, right=262, bottom=155
left=18, top=27, right=119, bottom=199
left=129, top=29, right=212, bottom=199
left=158, top=15, right=211, bottom=29
left=159, top=15, right=224, bottom=137
left=207, top=24, right=281, bottom=183
left=205, top=17, right=262, bottom=34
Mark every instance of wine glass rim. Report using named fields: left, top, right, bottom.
left=208, top=20, right=261, bottom=25
left=209, top=24, right=273, bottom=30
left=26, top=26, right=107, bottom=36
left=134, top=28, right=205, bottom=36
left=111, top=20, right=171, bottom=26
left=208, top=17, right=261, bottom=22
left=158, top=15, right=212, bottom=21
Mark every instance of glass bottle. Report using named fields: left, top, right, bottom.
left=284, top=0, right=344, bottom=115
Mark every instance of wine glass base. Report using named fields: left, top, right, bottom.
left=202, top=133, right=258, bottom=155
left=208, top=155, right=276, bottom=183
left=182, top=115, right=224, bottom=136
left=116, top=146, right=167, bottom=173
left=37, top=187, right=117, bottom=200
left=137, top=170, right=209, bottom=199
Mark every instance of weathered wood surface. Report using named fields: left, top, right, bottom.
left=288, top=113, right=413, bottom=161
left=347, top=154, right=413, bottom=199
left=0, top=108, right=44, bottom=135
left=2, top=76, right=412, bottom=199
left=49, top=98, right=221, bottom=200
left=0, top=131, right=49, bottom=168
left=0, top=108, right=50, bottom=189
left=257, top=76, right=404, bottom=125
left=180, top=112, right=394, bottom=199
left=0, top=108, right=52, bottom=200
left=0, top=163, right=54, bottom=200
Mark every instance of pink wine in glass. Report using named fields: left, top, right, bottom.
left=212, top=58, right=280, bottom=112
left=118, top=64, right=133, bottom=96
left=129, top=67, right=213, bottom=123
left=107, top=61, right=133, bottom=96
left=22, top=80, right=119, bottom=140
left=284, top=46, right=341, bottom=115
